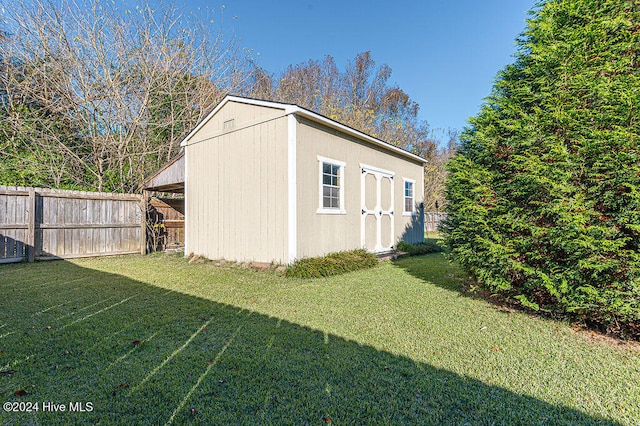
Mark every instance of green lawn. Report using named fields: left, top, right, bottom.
left=0, top=254, right=638, bottom=425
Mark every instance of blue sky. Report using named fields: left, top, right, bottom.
left=3, top=0, right=534, bottom=134
left=205, top=0, right=535, bottom=134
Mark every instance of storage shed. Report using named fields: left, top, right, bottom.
left=181, top=95, right=425, bottom=264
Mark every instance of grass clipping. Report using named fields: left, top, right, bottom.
left=285, top=249, right=378, bottom=278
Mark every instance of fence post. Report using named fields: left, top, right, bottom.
left=27, top=188, right=36, bottom=262
left=140, top=191, right=147, bottom=255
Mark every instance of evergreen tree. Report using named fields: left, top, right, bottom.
left=443, top=0, right=640, bottom=336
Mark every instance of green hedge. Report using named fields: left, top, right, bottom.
left=396, top=240, right=443, bottom=256
left=443, top=0, right=640, bottom=338
left=285, top=249, right=378, bottom=278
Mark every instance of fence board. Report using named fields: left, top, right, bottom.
left=111, top=201, right=119, bottom=255
left=56, top=196, right=65, bottom=256
left=424, top=212, right=447, bottom=233
left=91, top=199, right=100, bottom=253
left=19, top=193, right=28, bottom=259
left=0, top=193, right=6, bottom=258
left=35, top=193, right=42, bottom=255
left=47, top=196, right=56, bottom=256
left=5, top=194, right=16, bottom=258
left=0, top=185, right=143, bottom=262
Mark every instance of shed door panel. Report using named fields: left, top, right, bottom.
left=381, top=214, right=392, bottom=250
left=360, top=166, right=394, bottom=253
left=364, top=214, right=377, bottom=252
left=364, top=173, right=377, bottom=211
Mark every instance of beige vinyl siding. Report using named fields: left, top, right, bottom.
left=185, top=103, right=289, bottom=263
left=296, top=117, right=424, bottom=258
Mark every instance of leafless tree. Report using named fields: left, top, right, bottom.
left=0, top=0, right=249, bottom=192
left=1, top=8, right=455, bottom=205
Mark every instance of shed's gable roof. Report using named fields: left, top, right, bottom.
left=180, top=95, right=426, bottom=164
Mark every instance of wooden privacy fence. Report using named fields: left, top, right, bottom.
left=424, top=212, right=447, bottom=233
left=0, top=186, right=143, bottom=263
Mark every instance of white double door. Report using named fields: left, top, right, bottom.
left=360, top=165, right=394, bottom=253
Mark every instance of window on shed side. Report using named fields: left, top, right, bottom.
left=317, top=156, right=346, bottom=214
left=322, top=163, right=341, bottom=208
left=404, top=179, right=415, bottom=214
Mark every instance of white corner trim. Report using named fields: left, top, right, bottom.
left=183, top=149, right=189, bottom=257
left=317, top=155, right=346, bottom=214
left=287, top=114, right=297, bottom=263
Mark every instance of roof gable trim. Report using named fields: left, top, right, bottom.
left=289, top=107, right=425, bottom=164
left=180, top=95, right=426, bottom=164
left=180, top=96, right=291, bottom=145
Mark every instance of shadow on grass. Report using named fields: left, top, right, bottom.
left=0, top=260, right=619, bottom=425
left=393, top=252, right=468, bottom=294
left=392, top=253, right=535, bottom=328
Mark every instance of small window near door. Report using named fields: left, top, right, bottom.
left=317, top=156, right=346, bottom=214
left=403, top=178, right=415, bottom=215
left=323, top=163, right=340, bottom=208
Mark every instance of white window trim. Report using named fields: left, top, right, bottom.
left=317, top=155, right=346, bottom=214
left=403, top=178, right=416, bottom=216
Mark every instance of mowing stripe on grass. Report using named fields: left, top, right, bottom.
left=29, top=291, right=124, bottom=320
left=3, top=354, right=31, bottom=370
left=54, top=295, right=117, bottom=320
left=60, top=294, right=137, bottom=330
left=164, top=323, right=244, bottom=426
left=0, top=272, right=38, bottom=285
left=85, top=318, right=144, bottom=353
left=106, top=332, right=159, bottom=371
left=0, top=331, right=15, bottom=339
left=263, top=336, right=275, bottom=359
left=32, top=302, right=67, bottom=316
left=14, top=276, right=88, bottom=291
left=0, top=265, right=28, bottom=274
left=131, top=317, right=215, bottom=394
left=82, top=290, right=176, bottom=354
